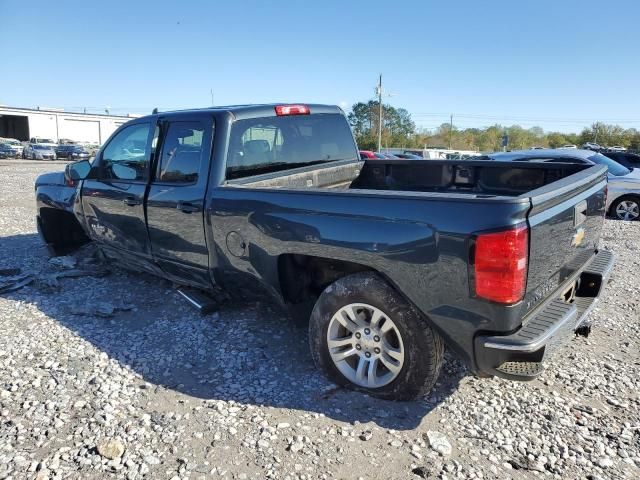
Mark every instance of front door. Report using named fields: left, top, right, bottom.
left=81, top=121, right=158, bottom=273
left=146, top=114, right=214, bottom=288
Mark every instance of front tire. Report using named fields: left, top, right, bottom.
left=611, top=196, right=640, bottom=221
left=309, top=272, right=444, bottom=400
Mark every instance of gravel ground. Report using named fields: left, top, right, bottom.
left=0, top=159, right=638, bottom=480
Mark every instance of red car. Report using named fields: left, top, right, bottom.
left=359, top=150, right=387, bottom=159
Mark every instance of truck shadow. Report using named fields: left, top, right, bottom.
left=0, top=233, right=466, bottom=431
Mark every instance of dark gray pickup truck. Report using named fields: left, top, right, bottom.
left=35, top=104, right=614, bottom=399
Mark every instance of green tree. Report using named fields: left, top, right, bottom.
left=348, top=101, right=416, bottom=150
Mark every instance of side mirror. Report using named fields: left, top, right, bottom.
left=65, top=159, right=91, bottom=183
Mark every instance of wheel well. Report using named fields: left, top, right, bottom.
left=39, top=207, right=89, bottom=253
left=278, top=254, right=374, bottom=305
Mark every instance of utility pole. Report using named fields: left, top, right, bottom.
left=377, top=74, right=383, bottom=152
left=594, top=124, right=598, bottom=144
left=210, top=89, right=215, bottom=107
left=449, top=114, right=453, bottom=150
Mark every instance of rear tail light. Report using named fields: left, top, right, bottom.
left=473, top=225, right=528, bottom=304
left=275, top=104, right=310, bottom=116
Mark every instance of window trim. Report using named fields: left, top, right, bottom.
left=93, top=121, right=154, bottom=184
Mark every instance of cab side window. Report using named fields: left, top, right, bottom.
left=100, top=123, right=151, bottom=181
left=156, top=121, right=205, bottom=183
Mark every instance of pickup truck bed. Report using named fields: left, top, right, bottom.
left=218, top=157, right=611, bottom=377
left=36, top=104, right=614, bottom=399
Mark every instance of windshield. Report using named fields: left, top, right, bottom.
left=588, top=153, right=631, bottom=176
left=226, top=113, right=357, bottom=180
left=37, top=139, right=55, bottom=144
left=33, top=145, right=52, bottom=150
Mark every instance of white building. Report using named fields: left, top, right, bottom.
left=0, top=106, right=140, bottom=144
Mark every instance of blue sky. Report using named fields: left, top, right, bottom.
left=1, top=0, right=639, bottom=132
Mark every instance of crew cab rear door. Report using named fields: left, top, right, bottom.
left=146, top=112, right=214, bottom=289
left=523, top=163, right=608, bottom=313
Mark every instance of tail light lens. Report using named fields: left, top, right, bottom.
left=474, top=226, right=528, bottom=304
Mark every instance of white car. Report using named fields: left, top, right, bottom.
left=29, top=137, right=58, bottom=148
left=608, top=146, right=627, bottom=152
left=582, top=142, right=601, bottom=151
left=559, top=144, right=577, bottom=149
left=23, top=143, right=57, bottom=160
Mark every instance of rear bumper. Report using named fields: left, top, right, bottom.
left=474, top=249, right=615, bottom=380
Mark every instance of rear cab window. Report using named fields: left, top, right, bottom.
left=226, top=113, right=357, bottom=180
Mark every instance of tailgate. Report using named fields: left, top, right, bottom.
left=523, top=165, right=608, bottom=314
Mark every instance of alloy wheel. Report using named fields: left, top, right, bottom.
left=615, top=200, right=640, bottom=221
left=326, top=303, right=404, bottom=388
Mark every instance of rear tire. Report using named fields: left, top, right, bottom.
left=309, top=272, right=444, bottom=400
left=611, top=196, right=640, bottom=221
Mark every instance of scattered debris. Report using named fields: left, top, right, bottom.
left=70, top=301, right=134, bottom=318
left=48, top=255, right=77, bottom=269
left=0, top=274, right=33, bottom=293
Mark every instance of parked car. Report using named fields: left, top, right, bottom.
left=483, top=149, right=640, bottom=221
left=559, top=144, right=577, bottom=149
left=35, top=104, right=614, bottom=399
left=601, top=151, right=640, bottom=170
left=394, top=153, right=423, bottom=159
left=377, top=152, right=400, bottom=159
left=23, top=143, right=57, bottom=160
left=68, top=145, right=91, bottom=160
left=0, top=138, right=24, bottom=157
left=56, top=144, right=91, bottom=160
left=608, top=145, right=627, bottom=152
left=582, top=142, right=602, bottom=151
left=0, top=143, right=15, bottom=158
left=359, top=150, right=386, bottom=159
left=30, top=137, right=58, bottom=147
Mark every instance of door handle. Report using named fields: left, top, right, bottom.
left=122, top=197, right=141, bottom=206
left=177, top=201, right=200, bottom=214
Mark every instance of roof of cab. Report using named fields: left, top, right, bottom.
left=148, top=103, right=344, bottom=121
